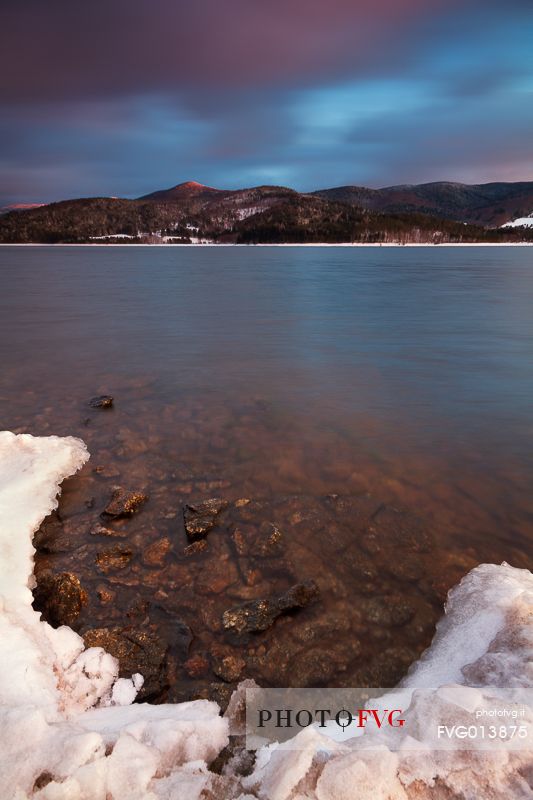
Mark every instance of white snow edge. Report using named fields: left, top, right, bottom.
left=501, top=214, right=533, bottom=229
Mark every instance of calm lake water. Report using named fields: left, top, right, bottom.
left=1, top=245, right=532, bottom=697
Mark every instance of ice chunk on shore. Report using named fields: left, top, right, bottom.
left=402, top=561, right=533, bottom=689
left=0, top=431, right=228, bottom=800
left=0, top=431, right=89, bottom=607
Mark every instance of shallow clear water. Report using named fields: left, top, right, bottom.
left=2, top=246, right=533, bottom=505
left=1, top=245, right=532, bottom=696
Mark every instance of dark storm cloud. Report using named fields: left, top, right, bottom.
left=0, top=0, right=446, bottom=101
left=0, top=0, right=531, bottom=203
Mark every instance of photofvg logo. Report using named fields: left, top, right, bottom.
left=244, top=687, right=533, bottom=751
left=257, top=706, right=405, bottom=732
left=245, top=688, right=405, bottom=749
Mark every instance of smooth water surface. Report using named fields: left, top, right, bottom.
left=2, top=246, right=533, bottom=491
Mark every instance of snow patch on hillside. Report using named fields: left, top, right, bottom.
left=501, top=214, right=533, bottom=228
left=235, top=206, right=264, bottom=220
left=89, top=233, right=135, bottom=239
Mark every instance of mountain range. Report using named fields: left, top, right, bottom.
left=313, top=181, right=533, bottom=228
left=1, top=180, right=532, bottom=244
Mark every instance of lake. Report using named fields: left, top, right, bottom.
left=1, top=245, right=532, bottom=698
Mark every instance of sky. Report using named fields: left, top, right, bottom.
left=0, top=0, right=532, bottom=205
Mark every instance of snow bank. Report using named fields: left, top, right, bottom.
left=0, top=432, right=228, bottom=800
left=402, top=561, right=533, bottom=689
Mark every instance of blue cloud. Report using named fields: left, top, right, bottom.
left=0, top=0, right=531, bottom=204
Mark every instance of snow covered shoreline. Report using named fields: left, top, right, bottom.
left=0, top=431, right=532, bottom=799
left=1, top=242, right=533, bottom=248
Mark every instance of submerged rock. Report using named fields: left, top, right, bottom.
left=95, top=544, right=134, bottom=573
left=142, top=536, right=171, bottom=567
left=211, top=650, right=246, bottom=683
left=171, top=620, right=194, bottom=660
left=102, top=486, right=148, bottom=518
left=289, top=647, right=339, bottom=687
left=234, top=498, right=251, bottom=508
left=184, top=539, right=209, bottom=556
left=88, top=395, right=114, bottom=409
left=222, top=580, right=320, bottom=634
left=184, top=654, right=210, bottom=678
left=92, top=463, right=120, bottom=478
left=89, top=521, right=126, bottom=537
left=347, top=646, right=418, bottom=686
left=292, top=613, right=352, bottom=644
left=82, top=625, right=170, bottom=701
left=231, top=521, right=284, bottom=558
left=195, top=479, right=231, bottom=493
left=362, top=504, right=433, bottom=556
left=183, top=497, right=228, bottom=540
left=96, top=584, right=115, bottom=604
left=33, top=571, right=88, bottom=627
left=33, top=511, right=72, bottom=553
left=203, top=682, right=235, bottom=712
left=358, top=595, right=415, bottom=627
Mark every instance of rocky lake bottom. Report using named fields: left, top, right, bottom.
left=3, top=377, right=530, bottom=709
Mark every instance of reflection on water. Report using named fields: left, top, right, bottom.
left=1, top=245, right=532, bottom=699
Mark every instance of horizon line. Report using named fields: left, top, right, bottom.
left=4, top=176, right=533, bottom=209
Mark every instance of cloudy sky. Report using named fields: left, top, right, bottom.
left=1, top=0, right=532, bottom=205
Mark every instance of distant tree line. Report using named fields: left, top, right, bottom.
left=1, top=192, right=531, bottom=245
